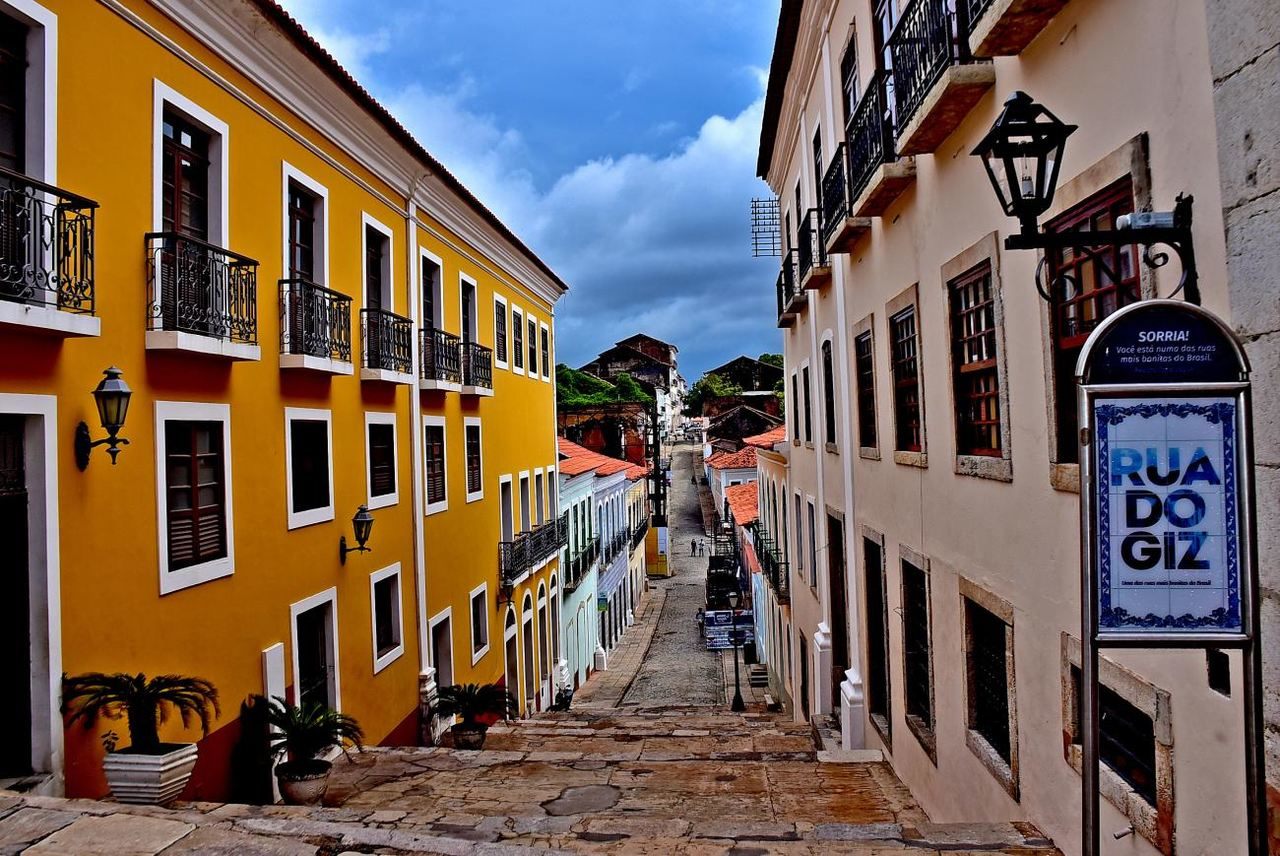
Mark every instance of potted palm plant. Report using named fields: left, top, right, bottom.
left=432, top=683, right=517, bottom=750
left=262, top=696, right=363, bottom=805
left=62, top=672, right=219, bottom=805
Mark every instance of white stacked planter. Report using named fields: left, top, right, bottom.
left=101, top=744, right=198, bottom=805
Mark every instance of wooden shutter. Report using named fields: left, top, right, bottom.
left=166, top=420, right=226, bottom=570
left=425, top=426, right=445, bottom=504
left=369, top=423, right=395, bottom=497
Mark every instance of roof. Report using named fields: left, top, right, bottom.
left=616, top=333, right=678, bottom=354
left=706, top=447, right=759, bottom=470
left=743, top=426, right=787, bottom=449
left=557, top=438, right=640, bottom=479
left=725, top=482, right=759, bottom=527
left=248, top=0, right=568, bottom=294
left=756, top=0, right=803, bottom=180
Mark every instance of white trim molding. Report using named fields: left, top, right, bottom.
left=359, top=211, right=395, bottom=312
left=280, top=160, right=330, bottom=283
left=369, top=563, right=405, bottom=674
left=152, top=79, right=229, bottom=244
left=154, top=400, right=235, bottom=595
left=464, top=416, right=484, bottom=503
left=493, top=293, right=509, bottom=370
left=364, top=410, right=399, bottom=510
left=510, top=304, right=525, bottom=376
left=469, top=582, right=491, bottom=665
left=289, top=587, right=341, bottom=710
left=539, top=321, right=551, bottom=381
left=284, top=406, right=335, bottom=530
left=423, top=415, right=448, bottom=516
left=428, top=606, right=455, bottom=688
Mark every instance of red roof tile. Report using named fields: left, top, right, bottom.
left=558, top=437, right=641, bottom=479
left=725, top=482, right=759, bottom=526
left=743, top=426, right=787, bottom=449
left=706, top=447, right=759, bottom=470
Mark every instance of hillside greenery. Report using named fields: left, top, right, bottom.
left=557, top=364, right=654, bottom=407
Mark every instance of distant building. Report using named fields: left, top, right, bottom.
left=705, top=405, right=783, bottom=454
left=706, top=355, right=785, bottom=392
left=581, top=333, right=682, bottom=433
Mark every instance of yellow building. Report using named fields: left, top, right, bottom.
left=0, top=0, right=564, bottom=800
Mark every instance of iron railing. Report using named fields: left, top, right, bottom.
left=753, top=522, right=791, bottom=605
left=279, top=278, right=351, bottom=362
left=846, top=70, right=896, bottom=205
left=462, top=340, right=494, bottom=390
left=420, top=327, right=462, bottom=384
left=361, top=307, right=412, bottom=374
left=709, top=528, right=739, bottom=572
left=145, top=232, right=258, bottom=344
left=889, top=0, right=974, bottom=131
left=775, top=249, right=799, bottom=321
left=565, top=536, right=600, bottom=591
left=0, top=167, right=97, bottom=315
left=796, top=208, right=826, bottom=281
left=499, top=517, right=569, bottom=588
left=821, top=143, right=850, bottom=245
left=631, top=518, right=649, bottom=550
left=963, top=0, right=997, bottom=29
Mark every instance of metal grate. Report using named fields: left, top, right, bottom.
left=1072, top=666, right=1158, bottom=806
left=901, top=560, right=932, bottom=727
left=751, top=197, right=781, bottom=258
left=967, top=599, right=1010, bottom=761
left=864, top=538, right=891, bottom=724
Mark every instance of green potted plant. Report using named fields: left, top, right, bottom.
left=432, top=683, right=517, bottom=750
left=62, top=672, right=219, bottom=805
left=262, top=695, right=363, bottom=805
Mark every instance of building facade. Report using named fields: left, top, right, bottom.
left=760, top=0, right=1248, bottom=853
left=0, top=0, right=563, bottom=801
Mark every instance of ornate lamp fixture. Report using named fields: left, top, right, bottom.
left=339, top=504, right=374, bottom=564
left=75, top=367, right=132, bottom=470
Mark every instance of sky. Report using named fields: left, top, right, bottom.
left=276, top=0, right=782, bottom=383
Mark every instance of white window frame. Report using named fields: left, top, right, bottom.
left=153, top=80, right=229, bottom=245
left=155, top=401, right=235, bottom=595
left=360, top=212, right=395, bottom=312
left=280, top=161, right=329, bottom=283
left=464, top=417, right=484, bottom=503
left=290, top=587, right=341, bottom=710
left=429, top=607, right=455, bottom=688
left=369, top=564, right=404, bottom=674
left=459, top=272, right=479, bottom=342
left=511, top=304, right=526, bottom=375
left=539, top=322, right=551, bottom=381
left=525, top=311, right=539, bottom=378
left=499, top=473, right=515, bottom=541
left=2, top=0, right=55, bottom=183
left=470, top=582, right=491, bottom=664
left=423, top=415, right=448, bottom=516
left=420, top=247, right=443, bottom=328
left=533, top=467, right=545, bottom=526
left=364, top=411, right=398, bottom=510
left=493, top=293, right=509, bottom=370
left=284, top=407, right=335, bottom=530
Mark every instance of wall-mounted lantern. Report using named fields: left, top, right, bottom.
left=75, top=367, right=132, bottom=470
left=339, top=504, right=374, bottom=564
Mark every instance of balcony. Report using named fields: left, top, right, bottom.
left=845, top=70, right=916, bottom=219
left=499, top=517, right=568, bottom=590
left=753, top=523, right=790, bottom=605
left=631, top=518, right=649, bottom=551
left=0, top=168, right=99, bottom=337
left=965, top=0, right=1067, bottom=57
left=279, top=279, right=352, bottom=374
left=419, top=327, right=462, bottom=392
left=360, top=307, right=413, bottom=384
left=708, top=529, right=738, bottom=573
left=461, top=340, right=494, bottom=396
left=889, top=0, right=995, bottom=156
left=775, top=249, right=802, bottom=328
left=145, top=232, right=259, bottom=360
left=564, top=536, right=600, bottom=593
left=821, top=144, right=871, bottom=254
left=796, top=209, right=830, bottom=290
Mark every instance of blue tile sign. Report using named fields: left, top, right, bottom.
left=1094, top=396, right=1242, bottom=635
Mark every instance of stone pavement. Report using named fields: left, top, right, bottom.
left=570, top=586, right=666, bottom=709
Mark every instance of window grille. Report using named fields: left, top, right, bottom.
left=901, top=559, right=932, bottom=728
left=751, top=197, right=780, bottom=258
left=1071, top=666, right=1158, bottom=806
left=864, top=538, right=891, bottom=727
left=967, top=598, right=1010, bottom=761
left=425, top=426, right=445, bottom=504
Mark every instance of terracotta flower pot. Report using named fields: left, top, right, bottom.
left=275, top=759, right=332, bottom=805
left=102, top=743, right=198, bottom=806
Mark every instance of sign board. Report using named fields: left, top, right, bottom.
left=704, top=609, right=754, bottom=650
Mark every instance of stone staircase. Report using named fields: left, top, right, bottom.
left=0, top=707, right=1062, bottom=854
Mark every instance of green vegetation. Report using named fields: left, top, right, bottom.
left=557, top=364, right=654, bottom=407
left=682, top=372, right=744, bottom=416
left=757, top=353, right=783, bottom=368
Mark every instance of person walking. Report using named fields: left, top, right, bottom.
left=690, top=538, right=696, bottom=556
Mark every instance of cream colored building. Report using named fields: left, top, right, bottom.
left=758, top=0, right=1253, bottom=853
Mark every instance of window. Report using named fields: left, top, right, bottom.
left=890, top=307, right=922, bottom=453
left=1048, top=177, right=1137, bottom=465
left=162, top=109, right=211, bottom=241
left=1207, top=649, right=1230, bottom=697
left=363, top=223, right=389, bottom=310
left=460, top=276, right=476, bottom=343
left=806, top=500, right=817, bottom=588
left=494, top=295, right=508, bottom=366
left=465, top=419, right=483, bottom=501
left=811, top=127, right=823, bottom=209
left=863, top=537, right=891, bottom=741
left=793, top=494, right=803, bottom=576
left=964, top=594, right=1015, bottom=790
left=527, top=315, right=538, bottom=375
left=534, top=472, right=545, bottom=525
left=286, top=181, right=318, bottom=282
left=1070, top=667, right=1158, bottom=806
left=424, top=419, right=446, bottom=512
left=370, top=565, right=403, bottom=672
left=512, top=307, right=525, bottom=372
left=790, top=374, right=800, bottom=441
left=855, top=331, right=877, bottom=448
left=431, top=611, right=454, bottom=689
left=840, top=33, right=860, bottom=127
left=285, top=409, right=333, bottom=529
left=292, top=589, right=338, bottom=710
left=164, top=420, right=226, bottom=572
left=801, top=365, right=812, bottom=443
left=540, top=324, right=551, bottom=379
left=950, top=262, right=1001, bottom=457
left=901, top=557, right=934, bottom=753
left=821, top=340, right=837, bottom=446
left=421, top=253, right=441, bottom=329
left=365, top=413, right=396, bottom=508
left=471, top=585, right=490, bottom=660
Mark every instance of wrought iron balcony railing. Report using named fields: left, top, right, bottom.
left=500, top=517, right=569, bottom=589
left=0, top=167, right=97, bottom=315
left=565, top=536, right=600, bottom=592
left=631, top=518, right=649, bottom=550
left=963, top=0, right=997, bottom=29
left=889, top=0, right=975, bottom=131
left=796, top=208, right=826, bottom=282
left=420, top=326, right=462, bottom=384
left=821, top=143, right=850, bottom=246
left=775, top=249, right=799, bottom=322
left=146, top=232, right=258, bottom=344
left=752, top=522, right=791, bottom=605
left=462, top=340, right=494, bottom=390
left=279, top=278, right=351, bottom=362
left=361, top=307, right=413, bottom=374
left=846, top=70, right=896, bottom=205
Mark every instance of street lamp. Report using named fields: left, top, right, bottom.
left=75, top=366, right=132, bottom=470
left=339, top=505, right=375, bottom=564
left=726, top=588, right=745, bottom=713
left=971, top=90, right=1200, bottom=305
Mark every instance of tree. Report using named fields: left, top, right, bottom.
left=682, top=372, right=743, bottom=416
left=757, top=353, right=784, bottom=368
left=773, top=378, right=786, bottom=417
left=556, top=364, right=653, bottom=407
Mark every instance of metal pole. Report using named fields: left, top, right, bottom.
left=1079, top=387, right=1100, bottom=856
left=731, top=626, right=746, bottom=712
left=1241, top=389, right=1269, bottom=856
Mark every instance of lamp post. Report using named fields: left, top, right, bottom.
left=75, top=367, right=132, bottom=470
left=339, top=505, right=375, bottom=564
left=726, top=588, right=745, bottom=712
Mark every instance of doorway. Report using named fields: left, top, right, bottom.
left=0, top=415, right=30, bottom=776
left=431, top=613, right=453, bottom=689
left=503, top=610, right=518, bottom=716
left=521, top=596, right=535, bottom=712
left=827, top=514, right=850, bottom=704
left=537, top=592, right=550, bottom=708
left=295, top=599, right=335, bottom=710
left=799, top=635, right=811, bottom=721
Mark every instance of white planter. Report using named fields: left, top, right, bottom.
left=102, top=743, right=198, bottom=805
